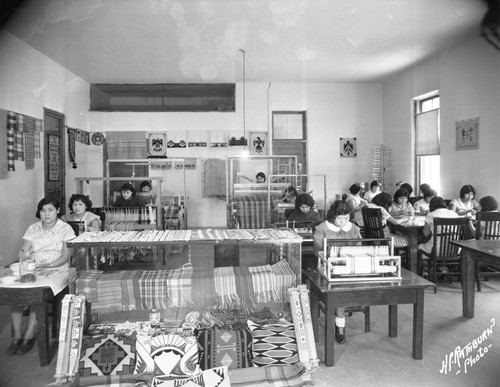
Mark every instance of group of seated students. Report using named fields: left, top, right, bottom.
left=6, top=180, right=157, bottom=356
left=112, top=180, right=154, bottom=207
left=280, top=181, right=498, bottom=346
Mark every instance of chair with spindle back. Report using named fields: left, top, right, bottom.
left=475, top=211, right=500, bottom=291
left=417, top=217, right=469, bottom=292
left=362, top=207, right=409, bottom=269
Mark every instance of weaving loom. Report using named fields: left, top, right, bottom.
left=97, top=206, right=157, bottom=231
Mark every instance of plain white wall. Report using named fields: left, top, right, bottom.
left=0, top=32, right=92, bottom=264
left=383, top=35, right=500, bottom=201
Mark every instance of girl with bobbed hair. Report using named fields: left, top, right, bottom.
left=388, top=188, right=415, bottom=219
left=313, top=200, right=362, bottom=344
left=7, top=197, right=75, bottom=356
left=471, top=196, right=499, bottom=238
left=413, top=186, right=436, bottom=215
left=449, top=184, right=480, bottom=217
left=479, top=195, right=498, bottom=212
left=345, top=183, right=367, bottom=226
left=112, top=183, right=141, bottom=207
left=287, top=193, right=321, bottom=223
left=418, top=196, right=459, bottom=258
left=140, top=180, right=152, bottom=192
left=281, top=186, right=298, bottom=204
left=61, top=194, right=101, bottom=232
left=400, top=183, right=414, bottom=197
left=363, top=180, right=382, bottom=203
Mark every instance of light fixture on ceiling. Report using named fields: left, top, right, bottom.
left=239, top=48, right=249, bottom=157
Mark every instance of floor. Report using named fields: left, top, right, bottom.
left=0, top=277, right=499, bottom=387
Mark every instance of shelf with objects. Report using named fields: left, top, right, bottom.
left=225, top=155, right=298, bottom=229
left=107, top=158, right=188, bottom=230
left=67, top=228, right=303, bottom=321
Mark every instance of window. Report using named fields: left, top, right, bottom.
left=90, top=84, right=235, bottom=112
left=414, top=93, right=440, bottom=195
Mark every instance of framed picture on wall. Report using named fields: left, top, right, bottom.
left=456, top=117, right=479, bottom=150
left=147, top=132, right=167, bottom=157
left=340, top=137, right=357, bottom=158
left=250, top=132, right=268, bottom=155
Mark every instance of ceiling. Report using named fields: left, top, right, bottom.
left=0, top=0, right=488, bottom=84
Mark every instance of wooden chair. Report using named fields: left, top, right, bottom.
left=417, top=217, right=469, bottom=292
left=475, top=211, right=500, bottom=291
left=362, top=207, right=409, bottom=268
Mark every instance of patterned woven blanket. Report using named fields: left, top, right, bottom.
left=233, top=195, right=269, bottom=229
left=75, top=260, right=296, bottom=315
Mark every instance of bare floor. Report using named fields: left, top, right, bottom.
left=0, top=277, right=499, bottom=387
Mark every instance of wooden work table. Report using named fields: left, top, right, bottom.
left=303, top=268, right=435, bottom=366
left=450, top=239, right=500, bottom=318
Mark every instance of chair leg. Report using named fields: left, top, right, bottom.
left=364, top=306, right=370, bottom=332
left=432, top=257, right=437, bottom=293
left=475, top=261, right=482, bottom=292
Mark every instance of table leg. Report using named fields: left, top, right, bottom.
left=310, top=289, right=319, bottom=342
left=32, top=303, right=50, bottom=366
left=388, top=305, right=398, bottom=337
left=412, top=288, right=424, bottom=359
left=324, top=297, right=335, bottom=367
left=406, top=229, right=418, bottom=273
left=462, top=250, right=475, bottom=318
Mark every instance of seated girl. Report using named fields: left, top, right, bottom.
left=345, top=183, right=367, bottom=226
left=287, top=193, right=321, bottom=223
left=388, top=188, right=415, bottom=219
left=370, top=192, right=408, bottom=244
left=363, top=180, right=382, bottom=203
left=470, top=195, right=498, bottom=238
left=61, top=194, right=101, bottom=232
left=313, top=200, right=362, bottom=344
left=7, top=197, right=75, bottom=356
left=413, top=186, right=435, bottom=216
left=280, top=186, right=298, bottom=204
left=112, top=183, right=141, bottom=207
left=449, top=184, right=480, bottom=217
left=418, top=196, right=459, bottom=275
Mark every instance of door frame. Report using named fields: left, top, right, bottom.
left=43, top=107, right=66, bottom=214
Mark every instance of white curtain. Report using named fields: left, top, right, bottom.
left=415, top=109, right=440, bottom=156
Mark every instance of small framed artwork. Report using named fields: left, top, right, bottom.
left=147, top=132, right=167, bottom=157
left=250, top=132, right=268, bottom=155
left=340, top=137, right=357, bottom=158
left=456, top=117, right=479, bottom=150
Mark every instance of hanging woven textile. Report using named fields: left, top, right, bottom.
left=7, top=111, right=16, bottom=171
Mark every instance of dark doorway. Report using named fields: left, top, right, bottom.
left=43, top=108, right=66, bottom=215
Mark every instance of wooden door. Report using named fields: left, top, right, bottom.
left=44, top=108, right=66, bottom=215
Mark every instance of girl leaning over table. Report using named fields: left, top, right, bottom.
left=6, top=197, right=75, bottom=356
left=388, top=188, right=415, bottom=219
left=449, top=184, right=481, bottom=217
left=313, top=200, right=362, bottom=345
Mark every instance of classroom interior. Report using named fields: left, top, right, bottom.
left=0, top=1, right=499, bottom=386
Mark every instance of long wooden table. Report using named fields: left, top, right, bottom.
left=303, top=268, right=434, bottom=366
left=450, top=239, right=500, bottom=318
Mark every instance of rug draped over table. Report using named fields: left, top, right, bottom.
left=75, top=260, right=296, bottom=315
